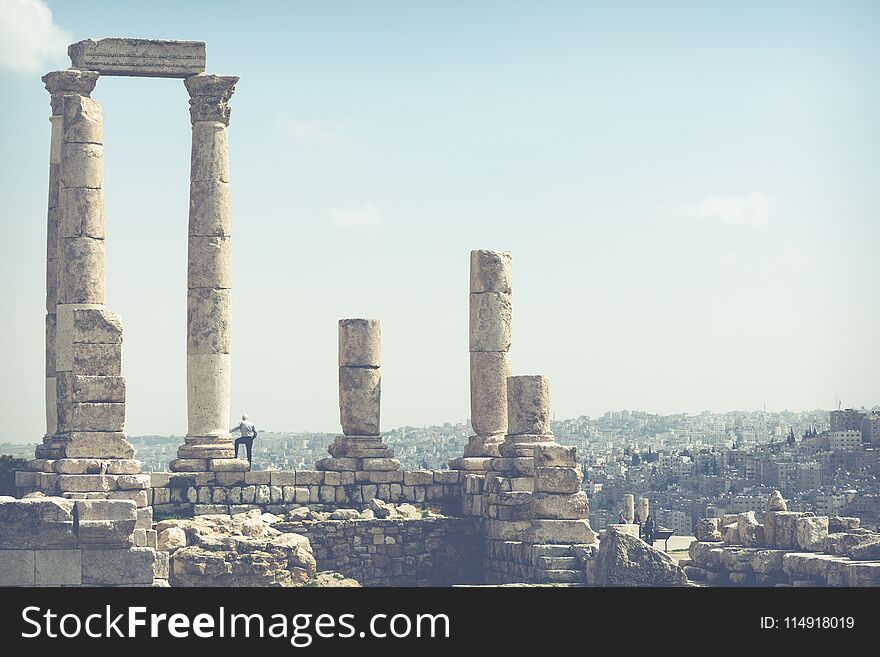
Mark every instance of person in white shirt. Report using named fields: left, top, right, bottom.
left=231, top=414, right=258, bottom=464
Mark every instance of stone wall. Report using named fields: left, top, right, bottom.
left=0, top=496, right=167, bottom=586
left=144, top=469, right=464, bottom=518
left=275, top=516, right=481, bottom=586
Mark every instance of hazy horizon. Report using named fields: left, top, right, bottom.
left=2, top=1, right=878, bottom=442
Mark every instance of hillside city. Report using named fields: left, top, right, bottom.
left=4, top=406, right=878, bottom=535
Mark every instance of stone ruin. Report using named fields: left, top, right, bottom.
left=6, top=37, right=877, bottom=589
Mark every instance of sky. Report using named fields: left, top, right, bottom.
left=1, top=1, right=878, bottom=442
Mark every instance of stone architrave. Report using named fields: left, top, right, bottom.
left=451, top=249, right=512, bottom=471
left=68, top=39, right=206, bottom=78
left=172, top=73, right=239, bottom=472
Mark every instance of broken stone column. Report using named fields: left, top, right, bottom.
left=638, top=496, right=649, bottom=523
left=172, top=73, right=243, bottom=473
left=317, top=319, right=400, bottom=475
left=529, top=442, right=594, bottom=544
left=36, top=70, right=99, bottom=460
left=623, top=494, right=635, bottom=524
left=451, top=250, right=512, bottom=472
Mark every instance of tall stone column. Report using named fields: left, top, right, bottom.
left=317, top=319, right=400, bottom=477
left=450, top=249, right=512, bottom=472
left=172, top=74, right=241, bottom=472
left=623, top=494, right=635, bottom=524
left=35, top=70, right=99, bottom=460
left=638, top=496, right=650, bottom=523
left=54, top=84, right=108, bottom=451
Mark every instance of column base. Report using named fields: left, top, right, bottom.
left=327, top=435, right=394, bottom=459
left=448, top=456, right=495, bottom=471
left=499, top=433, right=556, bottom=458
left=462, top=434, right=504, bottom=458
left=176, top=434, right=235, bottom=460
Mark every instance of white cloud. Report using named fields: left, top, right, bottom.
left=654, top=192, right=771, bottom=229
left=329, top=203, right=383, bottom=227
left=278, top=114, right=346, bottom=144
left=0, top=0, right=71, bottom=76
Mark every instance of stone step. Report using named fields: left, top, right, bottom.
left=536, top=556, right=579, bottom=570
left=531, top=543, right=575, bottom=558
left=534, top=569, right=583, bottom=584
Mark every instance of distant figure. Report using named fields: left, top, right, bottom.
left=644, top=514, right=656, bottom=545
left=634, top=513, right=642, bottom=537
left=617, top=511, right=626, bottom=524
left=231, top=414, right=258, bottom=464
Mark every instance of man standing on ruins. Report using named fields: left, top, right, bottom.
left=231, top=414, right=258, bottom=464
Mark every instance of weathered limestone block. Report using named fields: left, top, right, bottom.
left=0, top=497, right=76, bottom=549
left=737, top=511, right=763, bottom=548
left=58, top=474, right=115, bottom=493
left=470, top=352, right=509, bottom=436
left=70, top=402, right=125, bottom=432
left=158, top=527, right=187, bottom=552
left=695, top=517, right=722, bottom=542
left=68, top=38, right=207, bottom=78
left=533, top=443, right=576, bottom=468
left=72, top=343, right=121, bottom=377
left=338, top=318, right=381, bottom=367
left=60, top=143, right=103, bottom=189
left=828, top=516, right=860, bottom=533
left=769, top=489, right=787, bottom=511
left=722, top=523, right=740, bottom=545
left=208, top=458, right=250, bottom=472
left=470, top=249, right=512, bottom=294
left=116, top=474, right=151, bottom=490
left=54, top=458, right=106, bottom=474
left=462, top=434, right=503, bottom=458
left=73, top=308, right=121, bottom=344
left=73, top=375, right=125, bottom=402
left=531, top=491, right=589, bottom=520
left=534, top=466, right=582, bottom=494
left=765, top=511, right=812, bottom=550
left=0, top=550, right=36, bottom=586
left=845, top=561, right=880, bottom=586
left=82, top=547, right=158, bottom=585
left=507, top=375, right=550, bottom=435
left=107, top=489, right=149, bottom=508
left=360, top=458, right=401, bottom=471
left=187, top=288, right=232, bottom=353
left=189, top=181, right=231, bottom=236
left=35, top=549, right=82, bottom=586
left=60, top=187, right=104, bottom=238
left=187, top=236, right=232, bottom=289
left=190, top=122, right=230, bottom=182
left=55, top=303, right=102, bottom=371
left=594, top=530, right=688, bottom=586
left=63, top=431, right=134, bottom=459
left=62, top=95, right=102, bottom=144
left=525, top=519, right=597, bottom=544
left=60, top=238, right=104, bottom=304
left=339, top=367, right=380, bottom=436
left=796, top=516, right=829, bottom=552
left=107, top=459, right=141, bottom=475
left=469, top=292, right=512, bottom=352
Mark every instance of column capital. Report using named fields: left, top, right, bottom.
left=42, top=69, right=99, bottom=115
left=184, top=74, right=239, bottom=125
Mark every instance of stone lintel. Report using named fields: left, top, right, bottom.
left=68, top=38, right=206, bottom=78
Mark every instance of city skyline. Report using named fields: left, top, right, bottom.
left=2, top=1, right=879, bottom=439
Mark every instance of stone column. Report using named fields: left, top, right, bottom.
left=172, top=74, right=240, bottom=472
left=317, top=319, right=400, bottom=475
left=638, top=496, right=650, bottom=523
left=450, top=249, right=512, bottom=472
left=35, top=70, right=99, bottom=460
left=54, top=86, right=108, bottom=452
left=623, top=494, right=635, bottom=524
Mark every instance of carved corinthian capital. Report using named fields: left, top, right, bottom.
left=184, top=74, right=239, bottom=125
left=43, top=69, right=100, bottom=115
